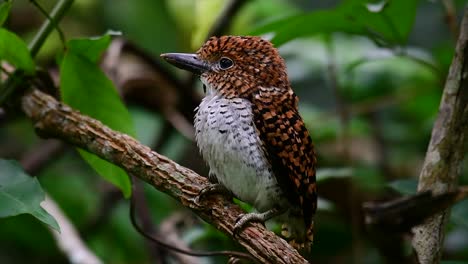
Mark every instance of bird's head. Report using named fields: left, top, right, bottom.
left=161, top=36, right=290, bottom=98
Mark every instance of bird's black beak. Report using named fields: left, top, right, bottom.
left=160, top=53, right=209, bottom=75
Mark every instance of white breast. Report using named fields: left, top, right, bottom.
left=194, top=90, right=284, bottom=212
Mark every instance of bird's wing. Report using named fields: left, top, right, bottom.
left=251, top=91, right=317, bottom=227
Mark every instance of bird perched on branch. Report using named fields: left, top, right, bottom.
left=161, top=36, right=317, bottom=250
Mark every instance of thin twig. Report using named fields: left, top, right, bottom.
left=29, top=0, right=66, bottom=49
left=0, top=0, right=73, bottom=106
left=28, top=0, right=73, bottom=57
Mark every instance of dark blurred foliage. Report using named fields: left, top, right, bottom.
left=0, top=0, right=467, bottom=263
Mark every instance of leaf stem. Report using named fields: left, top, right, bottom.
left=28, top=0, right=74, bottom=58
left=0, top=0, right=74, bottom=106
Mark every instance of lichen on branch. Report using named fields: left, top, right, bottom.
left=412, top=8, right=468, bottom=264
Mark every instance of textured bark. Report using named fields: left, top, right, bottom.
left=21, top=88, right=308, bottom=264
left=412, top=9, right=468, bottom=264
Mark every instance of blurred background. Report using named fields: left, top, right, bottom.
left=0, top=0, right=467, bottom=263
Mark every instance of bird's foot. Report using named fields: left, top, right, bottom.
left=195, top=183, right=232, bottom=205
left=233, top=208, right=284, bottom=235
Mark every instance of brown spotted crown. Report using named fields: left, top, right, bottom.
left=197, top=36, right=290, bottom=98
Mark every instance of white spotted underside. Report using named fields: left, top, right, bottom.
left=195, top=89, right=286, bottom=212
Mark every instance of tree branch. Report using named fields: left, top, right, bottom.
left=20, top=88, right=308, bottom=264
left=411, top=9, right=468, bottom=264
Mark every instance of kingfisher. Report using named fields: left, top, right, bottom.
left=161, top=36, right=317, bottom=250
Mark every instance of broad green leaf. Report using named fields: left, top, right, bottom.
left=451, top=200, right=468, bottom=230
left=0, top=159, right=59, bottom=231
left=388, top=179, right=418, bottom=195
left=0, top=1, right=12, bottom=26
left=60, top=52, right=135, bottom=138
left=0, top=28, right=35, bottom=74
left=60, top=36, right=135, bottom=198
left=67, top=34, right=113, bottom=63
left=252, top=0, right=420, bottom=46
left=340, top=0, right=419, bottom=44
left=252, top=10, right=362, bottom=47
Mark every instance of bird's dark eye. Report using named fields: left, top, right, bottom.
left=219, top=57, right=234, bottom=69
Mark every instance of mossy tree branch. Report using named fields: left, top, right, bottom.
left=412, top=8, right=468, bottom=264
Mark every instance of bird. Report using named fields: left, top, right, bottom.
left=161, top=35, right=317, bottom=250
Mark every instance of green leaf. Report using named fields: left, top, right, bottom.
left=67, top=34, right=112, bottom=63
left=0, top=28, right=35, bottom=74
left=0, top=1, right=12, bottom=26
left=342, top=0, right=420, bottom=44
left=388, top=179, right=418, bottom=195
left=252, top=10, right=362, bottom=47
left=60, top=35, right=135, bottom=198
left=252, top=0, right=420, bottom=46
left=0, top=159, right=60, bottom=231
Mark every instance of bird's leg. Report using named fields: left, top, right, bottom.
left=233, top=207, right=286, bottom=234
left=198, top=183, right=232, bottom=199
left=195, top=173, right=233, bottom=204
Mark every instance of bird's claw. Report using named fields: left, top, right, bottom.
left=233, top=213, right=266, bottom=236
left=194, top=183, right=232, bottom=205
left=233, top=208, right=285, bottom=236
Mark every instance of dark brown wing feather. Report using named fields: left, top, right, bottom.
left=251, top=91, right=317, bottom=236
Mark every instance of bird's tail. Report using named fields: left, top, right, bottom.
left=281, top=212, right=314, bottom=251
